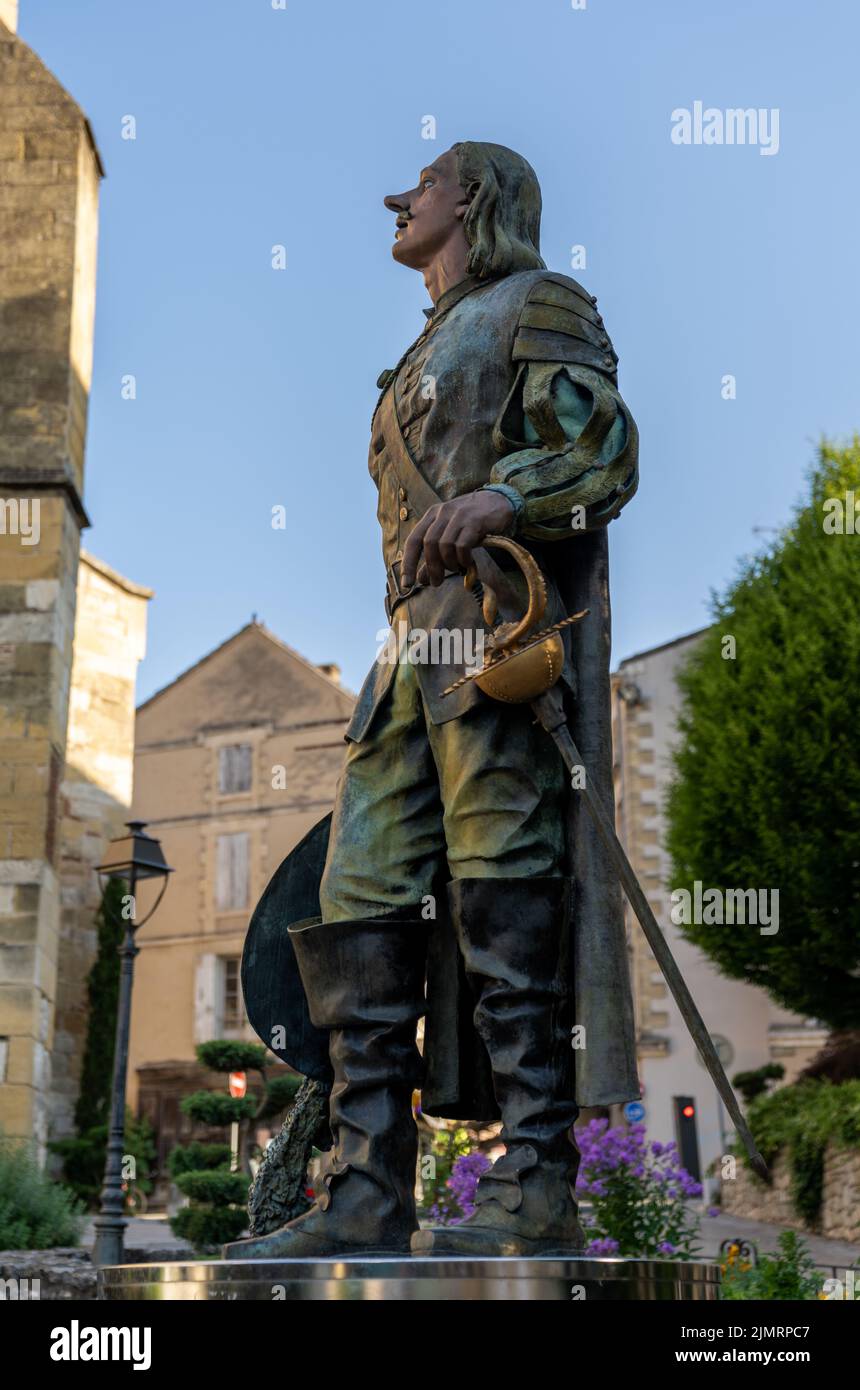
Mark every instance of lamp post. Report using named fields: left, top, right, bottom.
left=91, top=821, right=172, bottom=1267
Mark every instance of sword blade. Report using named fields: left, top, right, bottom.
left=533, top=690, right=770, bottom=1182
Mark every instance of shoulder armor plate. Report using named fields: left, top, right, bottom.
left=513, top=274, right=619, bottom=382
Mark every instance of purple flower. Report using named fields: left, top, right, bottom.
left=570, top=1121, right=703, bottom=1258
left=447, top=1149, right=491, bottom=1220
left=586, top=1236, right=620, bottom=1256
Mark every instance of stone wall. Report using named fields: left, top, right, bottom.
left=50, top=554, right=151, bottom=1141
left=0, top=1247, right=95, bottom=1300
left=721, top=1144, right=860, bottom=1244
left=0, top=17, right=103, bottom=1155
left=0, top=1240, right=193, bottom=1300
left=821, top=1146, right=860, bottom=1245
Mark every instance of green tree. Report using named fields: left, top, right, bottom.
left=666, top=439, right=860, bottom=1028
left=50, top=1110, right=155, bottom=1209
left=75, top=876, right=127, bottom=1133
left=50, top=879, right=155, bottom=1207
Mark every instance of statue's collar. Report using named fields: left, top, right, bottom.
left=423, top=274, right=500, bottom=323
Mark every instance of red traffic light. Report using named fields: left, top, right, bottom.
left=682, top=1104, right=695, bottom=1119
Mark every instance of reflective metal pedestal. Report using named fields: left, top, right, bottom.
left=99, top=1256, right=720, bottom=1301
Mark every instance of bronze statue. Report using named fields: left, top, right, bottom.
left=231, top=142, right=642, bottom=1259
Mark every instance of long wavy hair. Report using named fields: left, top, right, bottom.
left=453, top=141, right=546, bottom=279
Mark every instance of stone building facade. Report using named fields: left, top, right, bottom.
left=0, top=7, right=150, bottom=1155
left=128, top=622, right=354, bottom=1181
left=611, top=631, right=827, bottom=1186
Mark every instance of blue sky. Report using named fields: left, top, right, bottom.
left=21, top=0, right=860, bottom=700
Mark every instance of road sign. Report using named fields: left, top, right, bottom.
left=624, top=1100, right=645, bottom=1123
left=228, top=1070, right=247, bottom=1099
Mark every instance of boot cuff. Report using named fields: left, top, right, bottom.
left=288, top=915, right=429, bottom=1028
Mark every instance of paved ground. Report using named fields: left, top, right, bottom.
left=699, top=1208, right=859, bottom=1272
left=82, top=1209, right=860, bottom=1271
left=81, top=1215, right=191, bottom=1256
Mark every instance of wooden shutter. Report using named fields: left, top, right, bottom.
left=215, top=832, right=250, bottom=911
left=218, top=744, right=252, bottom=794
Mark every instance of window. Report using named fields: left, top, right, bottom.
left=215, top=832, right=250, bottom=911
left=218, top=744, right=252, bottom=795
left=222, top=958, right=243, bottom=1031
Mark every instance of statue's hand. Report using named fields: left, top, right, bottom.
left=400, top=490, right=515, bottom=588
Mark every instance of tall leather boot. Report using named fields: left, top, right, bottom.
left=412, top=878, right=584, bottom=1257
left=224, top=915, right=428, bottom=1259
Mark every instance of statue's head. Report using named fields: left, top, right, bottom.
left=384, top=142, right=545, bottom=280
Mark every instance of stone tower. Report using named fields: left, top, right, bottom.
left=0, top=4, right=104, bottom=1153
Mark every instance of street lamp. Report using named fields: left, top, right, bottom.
left=91, top=821, right=173, bottom=1266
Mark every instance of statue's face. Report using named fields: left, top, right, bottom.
left=384, top=148, right=471, bottom=269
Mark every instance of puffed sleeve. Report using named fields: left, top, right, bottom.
left=484, top=276, right=639, bottom=541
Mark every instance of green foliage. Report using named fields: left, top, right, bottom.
left=417, top=1124, right=474, bottom=1223
left=195, top=1041, right=268, bottom=1074
left=256, top=1072, right=302, bottom=1120
left=721, top=1230, right=825, bottom=1301
left=175, top=1169, right=248, bottom=1205
left=170, top=1203, right=247, bottom=1251
left=169, top=1043, right=301, bottom=1253
left=666, top=439, right=860, bottom=1028
left=49, top=1110, right=156, bottom=1209
left=51, top=882, right=156, bottom=1209
left=576, top=1119, right=702, bottom=1258
left=169, top=1045, right=270, bottom=1253
left=0, top=1135, right=84, bottom=1250
left=791, top=1129, right=826, bottom=1227
left=739, top=1079, right=860, bottom=1225
left=74, top=877, right=127, bottom=1134
left=732, top=1063, right=784, bottom=1105
left=168, top=1142, right=231, bottom=1178
left=180, top=1091, right=256, bottom=1127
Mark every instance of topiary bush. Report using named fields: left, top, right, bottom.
left=732, top=1063, right=785, bottom=1105
left=168, top=1143, right=231, bottom=1178
left=175, top=1170, right=248, bottom=1205
left=194, top=1041, right=269, bottom=1073
left=169, top=1041, right=304, bottom=1252
left=170, top=1204, right=247, bottom=1250
left=0, top=1135, right=84, bottom=1250
left=180, top=1092, right=256, bottom=1128
left=257, top=1073, right=302, bottom=1120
